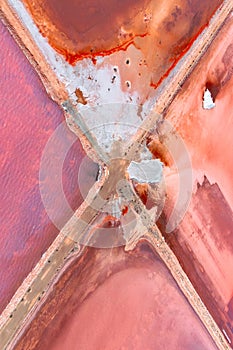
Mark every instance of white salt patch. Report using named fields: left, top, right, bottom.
left=128, top=160, right=163, bottom=184
left=203, top=89, right=216, bottom=110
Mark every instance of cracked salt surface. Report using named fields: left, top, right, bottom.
left=128, top=159, right=163, bottom=184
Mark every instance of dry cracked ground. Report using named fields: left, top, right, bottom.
left=0, top=1, right=233, bottom=349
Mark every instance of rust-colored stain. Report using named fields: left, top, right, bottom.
left=22, top=0, right=151, bottom=64
left=146, top=136, right=172, bottom=167
left=75, top=88, right=88, bottom=105
left=134, top=183, right=148, bottom=206
left=0, top=20, right=97, bottom=313
left=13, top=243, right=218, bottom=350
left=22, top=0, right=223, bottom=89
left=121, top=205, right=128, bottom=216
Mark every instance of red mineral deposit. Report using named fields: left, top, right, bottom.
left=22, top=0, right=223, bottom=88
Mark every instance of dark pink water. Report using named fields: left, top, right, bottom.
left=0, top=20, right=97, bottom=312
